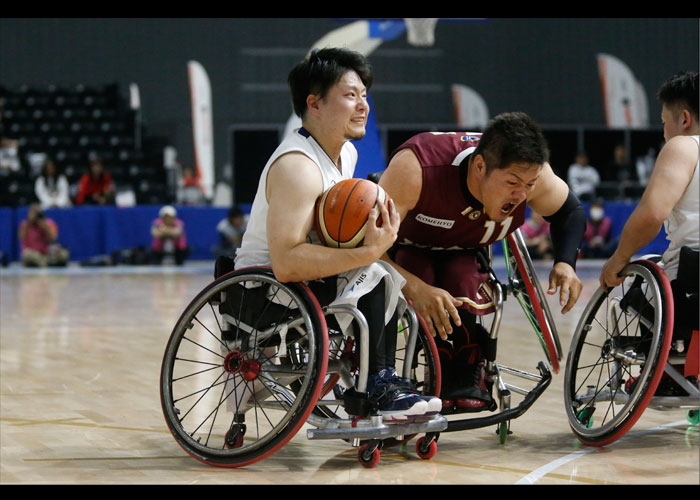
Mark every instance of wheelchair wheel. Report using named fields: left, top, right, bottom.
left=395, top=305, right=442, bottom=400
left=160, top=267, right=329, bottom=467
left=564, top=260, right=674, bottom=446
left=504, top=229, right=562, bottom=374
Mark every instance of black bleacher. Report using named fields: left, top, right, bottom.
left=0, top=83, right=169, bottom=207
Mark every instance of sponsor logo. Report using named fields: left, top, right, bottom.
left=415, top=213, right=455, bottom=229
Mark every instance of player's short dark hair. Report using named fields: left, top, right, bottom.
left=288, top=47, right=373, bottom=118
left=474, top=112, right=550, bottom=173
left=657, top=71, right=699, bottom=120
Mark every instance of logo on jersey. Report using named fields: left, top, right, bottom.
left=415, top=213, right=454, bottom=229
left=460, top=134, right=481, bottom=143
left=461, top=206, right=482, bottom=220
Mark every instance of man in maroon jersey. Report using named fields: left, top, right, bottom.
left=379, top=112, right=586, bottom=413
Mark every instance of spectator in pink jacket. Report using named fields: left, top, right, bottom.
left=150, top=205, right=189, bottom=265
left=521, top=211, right=553, bottom=259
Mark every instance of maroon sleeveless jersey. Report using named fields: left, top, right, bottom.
left=392, top=132, right=526, bottom=251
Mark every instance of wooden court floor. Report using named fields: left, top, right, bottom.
left=1, top=260, right=698, bottom=485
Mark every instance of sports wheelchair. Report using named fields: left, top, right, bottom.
left=564, top=250, right=699, bottom=447
left=158, top=228, right=562, bottom=468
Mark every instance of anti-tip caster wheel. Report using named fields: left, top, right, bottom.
left=416, top=436, right=437, bottom=460
left=358, top=443, right=381, bottom=468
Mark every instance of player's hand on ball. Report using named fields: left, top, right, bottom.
left=364, top=198, right=399, bottom=257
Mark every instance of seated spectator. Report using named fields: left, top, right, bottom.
left=75, top=156, right=115, bottom=205
left=0, top=137, right=20, bottom=172
left=18, top=203, right=70, bottom=267
left=567, top=151, right=600, bottom=201
left=580, top=199, right=617, bottom=259
left=211, top=206, right=247, bottom=258
left=521, top=211, right=553, bottom=259
left=177, top=166, right=206, bottom=205
left=35, top=157, right=72, bottom=209
left=150, top=205, right=189, bottom=265
left=607, top=144, right=636, bottom=183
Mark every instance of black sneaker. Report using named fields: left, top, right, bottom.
left=366, top=370, right=429, bottom=421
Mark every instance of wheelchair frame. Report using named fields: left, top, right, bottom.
left=159, top=228, right=564, bottom=468
left=564, top=258, right=699, bottom=446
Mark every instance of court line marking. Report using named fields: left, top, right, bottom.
left=515, top=419, right=689, bottom=484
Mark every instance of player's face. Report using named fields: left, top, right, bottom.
left=320, top=70, right=369, bottom=141
left=661, top=103, right=684, bottom=143
left=480, top=163, right=541, bottom=221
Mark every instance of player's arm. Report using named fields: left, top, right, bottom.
left=379, top=148, right=463, bottom=339
left=600, top=135, right=699, bottom=289
left=528, top=163, right=586, bottom=313
left=266, top=152, right=399, bottom=283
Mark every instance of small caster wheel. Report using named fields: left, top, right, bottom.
left=224, top=424, right=246, bottom=449
left=497, top=421, right=510, bottom=444
left=687, top=409, right=699, bottom=425
left=416, top=436, right=437, bottom=460
left=577, top=407, right=595, bottom=428
left=358, top=444, right=380, bottom=468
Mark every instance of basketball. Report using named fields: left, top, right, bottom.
left=314, top=178, right=390, bottom=248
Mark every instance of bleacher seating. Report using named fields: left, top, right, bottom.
left=0, top=83, right=170, bottom=207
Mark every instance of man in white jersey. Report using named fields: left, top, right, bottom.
left=232, top=48, right=440, bottom=421
left=601, top=71, right=699, bottom=369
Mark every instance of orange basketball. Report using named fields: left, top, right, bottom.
left=315, top=178, right=390, bottom=248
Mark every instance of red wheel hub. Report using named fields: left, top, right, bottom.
left=224, top=350, right=261, bottom=381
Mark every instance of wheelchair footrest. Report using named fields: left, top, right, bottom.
left=306, top=414, right=448, bottom=441
left=444, top=361, right=552, bottom=433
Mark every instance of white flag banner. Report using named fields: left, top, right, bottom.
left=451, top=84, right=489, bottom=129
left=597, top=53, right=649, bottom=129
left=188, top=60, right=215, bottom=198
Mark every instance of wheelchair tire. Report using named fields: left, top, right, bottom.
left=505, top=229, right=562, bottom=374
left=564, top=260, right=674, bottom=447
left=160, top=267, right=329, bottom=467
left=396, top=305, right=442, bottom=400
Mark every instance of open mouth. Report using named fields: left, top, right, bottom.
left=501, top=202, right=516, bottom=215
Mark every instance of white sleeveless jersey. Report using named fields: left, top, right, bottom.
left=661, top=135, right=699, bottom=280
left=234, top=127, right=357, bottom=269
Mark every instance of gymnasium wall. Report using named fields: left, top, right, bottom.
left=2, top=18, right=697, bottom=178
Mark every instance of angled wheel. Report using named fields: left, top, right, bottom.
left=564, top=260, right=674, bottom=446
left=504, top=229, right=562, bottom=374
left=396, top=304, right=442, bottom=403
left=160, top=267, right=329, bottom=467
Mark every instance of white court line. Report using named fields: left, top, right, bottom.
left=515, top=419, right=689, bottom=484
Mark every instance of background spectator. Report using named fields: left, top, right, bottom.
left=520, top=211, right=553, bottom=259
left=34, top=157, right=71, bottom=209
left=75, top=156, right=115, bottom=205
left=605, top=144, right=637, bottom=182
left=150, top=205, right=189, bottom=265
left=176, top=165, right=206, bottom=205
left=18, top=202, right=69, bottom=267
left=580, top=199, right=617, bottom=258
left=567, top=151, right=600, bottom=201
left=211, top=205, right=247, bottom=258
left=635, top=145, right=660, bottom=186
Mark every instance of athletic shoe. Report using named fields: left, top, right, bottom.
left=377, top=368, right=442, bottom=415
left=450, top=359, right=495, bottom=413
left=366, top=370, right=429, bottom=421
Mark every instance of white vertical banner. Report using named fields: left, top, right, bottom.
left=451, top=84, right=489, bottom=130
left=188, top=60, right=215, bottom=199
left=597, top=53, right=649, bottom=129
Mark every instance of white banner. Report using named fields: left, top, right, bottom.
left=597, top=53, right=649, bottom=129
left=188, top=60, right=214, bottom=198
left=451, top=84, right=489, bottom=129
